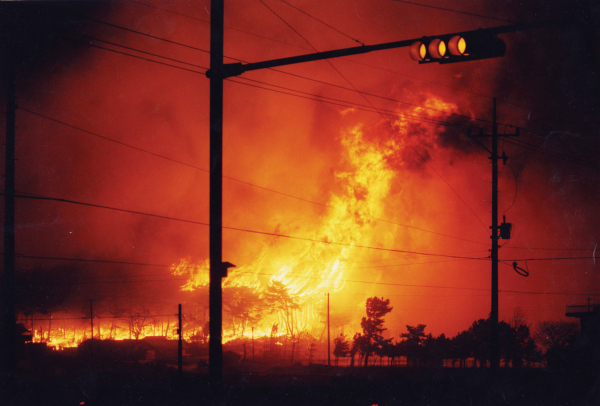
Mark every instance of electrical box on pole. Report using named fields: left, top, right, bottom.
left=500, top=216, right=512, bottom=239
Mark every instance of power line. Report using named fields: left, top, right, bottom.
left=67, top=38, right=208, bottom=75
left=86, top=17, right=214, bottom=56
left=504, top=256, right=596, bottom=262
left=14, top=192, right=211, bottom=227
left=232, top=75, right=477, bottom=127
left=503, top=137, right=598, bottom=169
left=16, top=254, right=599, bottom=296
left=389, top=0, right=515, bottom=23
left=87, top=11, right=542, bottom=126
left=259, top=0, right=490, bottom=235
left=20, top=108, right=485, bottom=246
left=75, top=33, right=208, bottom=70
left=69, top=26, right=516, bottom=130
left=125, top=0, right=314, bottom=51
left=279, top=0, right=364, bottom=45
left=23, top=314, right=179, bottom=321
left=69, top=35, right=484, bottom=133
left=126, top=0, right=530, bottom=112
left=501, top=247, right=596, bottom=251
left=10, top=192, right=488, bottom=260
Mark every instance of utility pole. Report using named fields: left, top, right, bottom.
left=327, top=293, right=330, bottom=366
left=90, top=300, right=94, bottom=346
left=471, top=99, right=518, bottom=371
left=178, top=304, right=183, bottom=376
left=1, top=60, right=16, bottom=375
left=209, top=0, right=225, bottom=391
left=490, top=98, right=499, bottom=371
left=252, top=327, right=255, bottom=362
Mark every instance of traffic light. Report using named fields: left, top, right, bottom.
left=409, top=31, right=506, bottom=64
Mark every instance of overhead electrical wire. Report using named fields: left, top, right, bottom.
left=75, top=33, right=209, bottom=70
left=70, top=17, right=596, bottom=250
left=77, top=32, right=590, bottom=170
left=78, top=20, right=580, bottom=158
left=125, top=0, right=529, bottom=111
left=80, top=29, right=591, bottom=170
left=501, top=247, right=596, bottom=251
left=260, top=0, right=490, bottom=235
left=10, top=192, right=488, bottom=260
left=80, top=19, right=501, bottom=127
left=86, top=17, right=214, bottom=56
left=389, top=0, right=516, bottom=23
left=68, top=35, right=481, bottom=132
left=16, top=253, right=600, bottom=297
left=67, top=38, right=207, bottom=75
left=125, top=0, right=314, bottom=51
left=20, top=108, right=486, bottom=246
left=278, top=0, right=365, bottom=45
left=503, top=138, right=598, bottom=169
left=78, top=28, right=590, bottom=166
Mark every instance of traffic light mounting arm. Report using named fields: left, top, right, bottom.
left=205, top=20, right=557, bottom=79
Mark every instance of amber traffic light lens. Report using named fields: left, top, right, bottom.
left=428, top=39, right=446, bottom=59
left=409, top=41, right=426, bottom=61
left=449, top=36, right=467, bottom=55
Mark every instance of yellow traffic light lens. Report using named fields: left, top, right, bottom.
left=449, top=36, right=467, bottom=55
left=409, top=41, right=426, bottom=61
left=429, top=39, right=446, bottom=59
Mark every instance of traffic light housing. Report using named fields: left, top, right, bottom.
left=410, top=31, right=506, bottom=64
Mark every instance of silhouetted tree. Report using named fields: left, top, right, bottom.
left=533, top=320, right=579, bottom=368
left=350, top=332, right=362, bottom=366
left=223, top=286, right=264, bottom=337
left=264, top=281, right=300, bottom=338
left=449, top=330, right=473, bottom=367
left=400, top=324, right=427, bottom=366
left=533, top=320, right=579, bottom=353
left=355, top=297, right=393, bottom=366
left=333, top=334, right=350, bottom=366
left=468, top=319, right=490, bottom=368
left=502, top=323, right=531, bottom=368
left=126, top=306, right=152, bottom=340
left=422, top=333, right=450, bottom=367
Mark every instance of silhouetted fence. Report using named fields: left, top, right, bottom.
left=319, top=357, right=545, bottom=368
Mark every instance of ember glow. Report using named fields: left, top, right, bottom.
left=4, top=0, right=600, bottom=353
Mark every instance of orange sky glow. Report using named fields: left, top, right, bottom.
left=5, top=0, right=600, bottom=346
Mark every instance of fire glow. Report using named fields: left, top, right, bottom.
left=21, top=96, right=462, bottom=349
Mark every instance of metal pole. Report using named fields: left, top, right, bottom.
left=90, top=300, right=94, bottom=343
left=1, top=62, right=16, bottom=374
left=209, top=0, right=224, bottom=390
left=490, top=98, right=500, bottom=371
left=178, top=304, right=183, bottom=375
left=327, top=293, right=330, bottom=366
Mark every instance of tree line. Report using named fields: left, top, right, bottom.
left=334, top=297, right=579, bottom=368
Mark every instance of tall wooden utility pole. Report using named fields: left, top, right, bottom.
left=490, top=98, right=500, bottom=371
left=471, top=99, right=518, bottom=370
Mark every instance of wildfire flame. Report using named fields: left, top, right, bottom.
left=171, top=96, right=459, bottom=341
